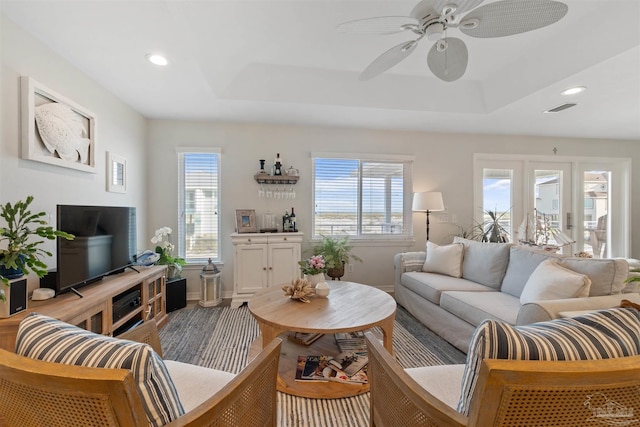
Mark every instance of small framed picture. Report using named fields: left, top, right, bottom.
left=107, top=151, right=126, bottom=193
left=236, top=209, right=257, bottom=233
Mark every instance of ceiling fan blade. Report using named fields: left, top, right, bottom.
left=359, top=40, right=419, bottom=81
left=427, top=37, right=468, bottom=82
left=337, top=16, right=420, bottom=35
left=410, top=0, right=438, bottom=21
left=460, top=0, right=568, bottom=38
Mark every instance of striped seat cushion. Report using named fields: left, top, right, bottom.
left=16, top=313, right=185, bottom=427
left=457, top=308, right=640, bottom=416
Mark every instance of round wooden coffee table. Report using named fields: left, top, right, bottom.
left=248, top=281, right=396, bottom=399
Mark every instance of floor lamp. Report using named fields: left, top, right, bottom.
left=412, top=191, right=445, bottom=241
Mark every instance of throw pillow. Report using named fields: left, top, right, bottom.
left=16, top=313, right=185, bottom=427
left=423, top=241, right=464, bottom=278
left=519, top=259, right=592, bottom=304
left=452, top=237, right=511, bottom=289
left=456, top=308, right=640, bottom=416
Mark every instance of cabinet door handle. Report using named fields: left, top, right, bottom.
left=269, top=267, right=273, bottom=270
left=263, top=267, right=267, bottom=271
left=248, top=238, right=252, bottom=242
left=284, top=237, right=287, bottom=241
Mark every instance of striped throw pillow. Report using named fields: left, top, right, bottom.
left=16, top=313, right=185, bottom=427
left=457, top=308, right=640, bottom=416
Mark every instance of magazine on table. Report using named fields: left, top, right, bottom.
left=288, top=332, right=324, bottom=346
left=328, top=351, right=369, bottom=377
left=294, top=355, right=331, bottom=382
left=334, top=331, right=367, bottom=353
left=324, top=364, right=368, bottom=384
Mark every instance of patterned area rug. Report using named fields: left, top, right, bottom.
left=159, top=304, right=466, bottom=427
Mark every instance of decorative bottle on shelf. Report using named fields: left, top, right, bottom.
left=259, top=159, right=266, bottom=174
left=282, top=210, right=290, bottom=232
left=274, top=153, right=283, bottom=176
left=289, top=207, right=297, bottom=232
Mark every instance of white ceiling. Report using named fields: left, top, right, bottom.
left=2, top=0, right=639, bottom=140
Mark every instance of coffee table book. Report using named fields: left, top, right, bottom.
left=334, top=331, right=367, bottom=352
left=294, top=355, right=330, bottom=382
left=328, top=351, right=368, bottom=377
left=288, top=332, right=324, bottom=346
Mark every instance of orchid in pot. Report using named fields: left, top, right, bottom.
left=151, top=226, right=186, bottom=279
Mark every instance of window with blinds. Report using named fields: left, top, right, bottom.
left=177, top=150, right=220, bottom=262
left=312, top=155, right=412, bottom=238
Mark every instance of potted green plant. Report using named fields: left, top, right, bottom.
left=1, top=196, right=74, bottom=301
left=311, top=235, right=362, bottom=280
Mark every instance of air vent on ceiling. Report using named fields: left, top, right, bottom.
left=544, top=103, right=579, bottom=113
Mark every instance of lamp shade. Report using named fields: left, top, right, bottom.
left=412, top=191, right=445, bottom=212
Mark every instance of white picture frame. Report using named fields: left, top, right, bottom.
left=107, top=152, right=127, bottom=193
left=20, top=76, right=96, bottom=173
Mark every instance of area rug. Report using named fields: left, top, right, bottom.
left=159, top=305, right=465, bottom=427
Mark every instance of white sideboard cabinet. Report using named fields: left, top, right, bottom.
left=230, top=232, right=303, bottom=308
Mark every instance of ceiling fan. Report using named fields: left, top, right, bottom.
left=337, top=0, right=568, bottom=82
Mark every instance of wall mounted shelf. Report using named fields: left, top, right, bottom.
left=254, top=174, right=299, bottom=185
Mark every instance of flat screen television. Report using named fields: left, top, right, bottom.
left=56, top=205, right=137, bottom=295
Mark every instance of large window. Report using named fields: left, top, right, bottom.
left=177, top=149, right=220, bottom=262
left=312, top=154, right=413, bottom=238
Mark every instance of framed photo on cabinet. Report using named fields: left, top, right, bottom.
left=236, top=209, right=257, bottom=233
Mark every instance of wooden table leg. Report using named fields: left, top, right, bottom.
left=257, top=321, right=284, bottom=349
left=377, top=314, right=395, bottom=354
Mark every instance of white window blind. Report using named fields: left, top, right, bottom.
left=177, top=150, right=220, bottom=262
left=312, top=156, right=412, bottom=238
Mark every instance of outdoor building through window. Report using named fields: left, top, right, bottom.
left=177, top=149, right=220, bottom=263
left=312, top=154, right=413, bottom=238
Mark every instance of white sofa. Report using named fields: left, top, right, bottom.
left=394, top=237, right=640, bottom=353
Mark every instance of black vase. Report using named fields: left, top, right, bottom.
left=326, top=263, right=345, bottom=280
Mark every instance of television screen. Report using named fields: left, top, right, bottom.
left=56, top=205, right=137, bottom=295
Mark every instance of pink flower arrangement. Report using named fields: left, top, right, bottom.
left=298, top=255, right=327, bottom=275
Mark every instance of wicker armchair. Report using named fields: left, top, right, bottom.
left=0, top=319, right=281, bottom=427
left=365, top=331, right=640, bottom=427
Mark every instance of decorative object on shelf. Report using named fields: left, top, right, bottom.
left=299, top=255, right=327, bottom=287
left=235, top=209, right=257, bottom=233
left=518, top=209, right=575, bottom=252
left=151, top=226, right=186, bottom=280
left=258, top=159, right=266, bottom=174
left=20, top=76, right=96, bottom=173
left=315, top=280, right=330, bottom=298
left=311, top=235, right=362, bottom=280
left=412, top=191, right=445, bottom=241
left=199, top=258, right=222, bottom=307
left=1, top=196, right=74, bottom=302
left=282, top=278, right=314, bottom=303
left=274, top=153, right=283, bottom=176
left=286, top=166, right=299, bottom=177
left=260, top=211, right=277, bottom=233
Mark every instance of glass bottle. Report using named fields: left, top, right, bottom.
left=282, top=210, right=290, bottom=232
left=289, top=207, right=296, bottom=232
left=274, top=153, right=283, bottom=176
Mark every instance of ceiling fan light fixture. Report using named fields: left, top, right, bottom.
left=561, top=86, right=586, bottom=96
left=146, top=53, right=168, bottom=66
left=436, top=39, right=448, bottom=52
left=460, top=19, right=479, bottom=30
left=425, top=22, right=445, bottom=40
left=442, top=4, right=458, bottom=17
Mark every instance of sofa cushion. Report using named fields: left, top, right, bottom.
left=423, top=241, right=464, bottom=278
left=440, top=291, right=521, bottom=326
left=453, top=237, right=511, bottom=289
left=16, top=313, right=185, bottom=427
left=406, top=364, right=466, bottom=410
left=520, top=260, right=592, bottom=304
left=456, top=308, right=640, bottom=416
left=558, top=257, right=628, bottom=296
left=501, top=246, right=563, bottom=297
left=401, top=272, right=494, bottom=305
left=164, top=360, right=235, bottom=412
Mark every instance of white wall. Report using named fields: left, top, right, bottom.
left=1, top=15, right=148, bottom=293
left=147, top=120, right=640, bottom=299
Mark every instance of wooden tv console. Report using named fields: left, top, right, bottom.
left=0, top=265, right=167, bottom=352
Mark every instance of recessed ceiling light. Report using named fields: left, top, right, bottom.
left=561, top=86, right=586, bottom=96
left=146, top=54, right=168, bottom=66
